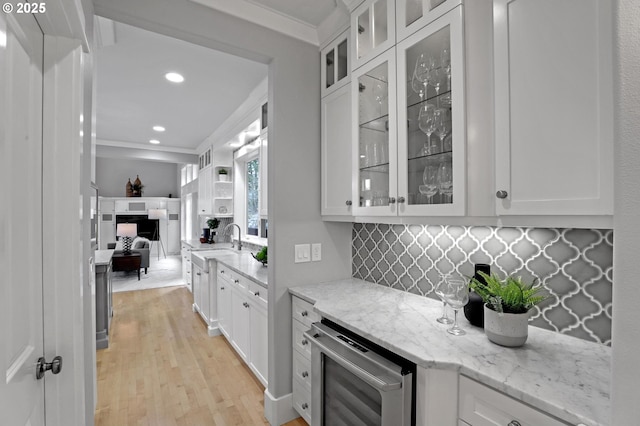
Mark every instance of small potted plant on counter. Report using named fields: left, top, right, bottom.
left=470, top=272, right=546, bottom=347
left=218, top=168, right=229, bottom=182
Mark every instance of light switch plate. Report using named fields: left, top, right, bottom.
left=311, top=243, right=321, bottom=261
left=294, top=244, right=311, bottom=263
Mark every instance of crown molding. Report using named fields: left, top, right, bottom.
left=338, top=0, right=366, bottom=13
left=187, top=0, right=319, bottom=45
left=97, top=138, right=197, bottom=155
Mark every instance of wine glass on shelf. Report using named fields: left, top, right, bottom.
left=434, top=277, right=453, bottom=324
left=433, top=108, right=449, bottom=152
left=418, top=104, right=437, bottom=156
left=414, top=53, right=435, bottom=99
left=373, top=81, right=387, bottom=117
left=411, top=70, right=425, bottom=101
left=437, top=159, right=453, bottom=203
left=419, top=161, right=439, bottom=204
left=444, top=279, right=469, bottom=335
left=440, top=47, right=452, bottom=106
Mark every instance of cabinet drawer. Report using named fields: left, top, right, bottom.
left=248, top=281, right=268, bottom=310
left=292, top=349, right=312, bottom=391
left=292, top=296, right=320, bottom=327
left=292, top=318, right=312, bottom=360
left=292, top=379, right=311, bottom=425
left=459, top=376, right=569, bottom=426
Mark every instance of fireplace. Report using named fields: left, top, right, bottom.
left=115, top=215, right=159, bottom=241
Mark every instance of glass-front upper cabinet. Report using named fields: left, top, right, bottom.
left=396, top=0, right=461, bottom=42
left=396, top=5, right=465, bottom=216
left=321, top=29, right=350, bottom=98
left=352, top=48, right=398, bottom=216
left=351, top=0, right=396, bottom=71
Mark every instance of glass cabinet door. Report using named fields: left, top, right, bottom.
left=396, top=0, right=461, bottom=42
left=396, top=5, right=465, bottom=216
left=321, top=29, right=350, bottom=98
left=351, top=0, right=396, bottom=71
left=352, top=48, right=397, bottom=216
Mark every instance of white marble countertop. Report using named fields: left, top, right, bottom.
left=182, top=239, right=222, bottom=250
left=94, top=249, right=114, bottom=266
left=191, top=249, right=268, bottom=288
left=289, top=279, right=610, bottom=426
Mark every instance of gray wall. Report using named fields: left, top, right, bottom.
left=93, top=0, right=354, bottom=415
left=612, top=0, right=640, bottom=422
left=96, top=157, right=179, bottom=197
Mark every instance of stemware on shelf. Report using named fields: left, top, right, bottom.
left=373, top=80, right=387, bottom=116
left=414, top=53, right=435, bottom=99
left=433, top=108, right=449, bottom=152
left=437, top=160, right=453, bottom=203
left=411, top=70, right=425, bottom=100
left=444, top=279, right=469, bottom=336
left=434, top=277, right=453, bottom=324
left=418, top=104, right=437, bottom=155
left=419, top=160, right=439, bottom=204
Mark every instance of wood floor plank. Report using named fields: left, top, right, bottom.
left=95, top=286, right=307, bottom=426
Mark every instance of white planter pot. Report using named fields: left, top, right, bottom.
left=219, top=174, right=228, bottom=182
left=483, top=305, right=530, bottom=347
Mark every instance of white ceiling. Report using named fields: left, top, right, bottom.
left=95, top=0, right=341, bottom=156
left=96, top=19, right=268, bottom=152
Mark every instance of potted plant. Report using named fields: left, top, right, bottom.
left=469, top=272, right=546, bottom=347
left=218, top=168, right=229, bottom=182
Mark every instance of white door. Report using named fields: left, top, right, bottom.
left=0, top=12, right=46, bottom=425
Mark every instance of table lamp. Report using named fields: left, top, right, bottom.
left=116, top=223, right=137, bottom=255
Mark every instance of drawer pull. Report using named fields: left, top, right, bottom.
left=196, top=272, right=201, bottom=276
left=301, top=310, right=308, bottom=317
left=301, top=339, right=308, bottom=346
left=507, top=421, right=522, bottom=426
left=220, top=270, right=225, bottom=274
left=301, top=371, right=309, bottom=378
left=234, top=279, right=239, bottom=284
left=301, top=403, right=308, bottom=410
left=254, top=291, right=260, bottom=297
left=243, top=302, right=249, bottom=308
left=220, top=286, right=225, bottom=290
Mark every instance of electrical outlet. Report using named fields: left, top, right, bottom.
left=294, top=244, right=311, bottom=263
left=311, top=243, right=321, bottom=261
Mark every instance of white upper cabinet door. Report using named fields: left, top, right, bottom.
left=493, top=0, right=613, bottom=216
left=396, top=5, right=466, bottom=216
left=396, top=0, right=461, bottom=42
left=321, top=29, right=351, bottom=98
left=351, top=0, right=396, bottom=71
left=352, top=48, right=398, bottom=216
left=322, top=83, right=353, bottom=216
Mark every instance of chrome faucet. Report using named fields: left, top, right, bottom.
left=224, top=223, right=242, bottom=250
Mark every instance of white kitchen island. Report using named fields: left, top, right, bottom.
left=290, top=279, right=610, bottom=426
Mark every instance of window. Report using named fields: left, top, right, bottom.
left=246, top=157, right=259, bottom=236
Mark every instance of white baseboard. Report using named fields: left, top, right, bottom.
left=207, top=325, right=221, bottom=337
left=264, top=389, right=298, bottom=425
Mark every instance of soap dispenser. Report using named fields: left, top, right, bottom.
left=464, top=263, right=490, bottom=328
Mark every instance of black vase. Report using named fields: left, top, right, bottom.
left=202, top=228, right=210, bottom=241
left=464, top=263, right=490, bottom=328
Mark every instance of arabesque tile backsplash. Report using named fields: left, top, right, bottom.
left=352, top=224, right=613, bottom=345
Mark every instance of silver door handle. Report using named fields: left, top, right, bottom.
left=303, top=331, right=401, bottom=392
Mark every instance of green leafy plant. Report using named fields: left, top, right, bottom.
left=206, top=218, right=220, bottom=229
left=218, top=168, right=228, bottom=175
left=469, top=272, right=546, bottom=314
left=252, top=246, right=267, bottom=265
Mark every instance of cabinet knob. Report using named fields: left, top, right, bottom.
left=220, top=270, right=225, bottom=274
left=345, top=200, right=352, bottom=206
left=389, top=197, right=396, bottom=204
left=234, top=279, right=239, bottom=284
left=397, top=196, right=406, bottom=204
left=507, top=422, right=522, bottom=426
left=496, top=190, right=508, bottom=199
left=301, top=403, right=309, bottom=410
left=301, top=310, right=308, bottom=317
left=243, top=302, right=249, bottom=308
left=301, top=339, right=308, bottom=346
left=254, top=291, right=260, bottom=297
left=301, top=371, right=309, bottom=378
left=220, top=286, right=225, bottom=290
left=196, top=272, right=201, bottom=276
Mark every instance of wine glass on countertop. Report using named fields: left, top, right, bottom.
left=434, top=277, right=453, bottom=324
left=444, top=278, right=469, bottom=335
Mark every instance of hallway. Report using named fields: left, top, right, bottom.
left=95, top=286, right=305, bottom=425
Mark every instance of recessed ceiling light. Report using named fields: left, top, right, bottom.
left=153, top=125, right=166, bottom=132
left=165, top=72, right=184, bottom=83
left=149, top=139, right=160, bottom=144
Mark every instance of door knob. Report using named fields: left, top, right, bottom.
left=397, top=196, right=406, bottom=204
left=496, top=190, right=508, bottom=199
left=36, top=356, right=63, bottom=380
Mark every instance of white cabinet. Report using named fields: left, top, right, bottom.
left=181, top=243, right=192, bottom=292
left=493, top=0, right=613, bottom=216
left=291, top=296, right=321, bottom=424
left=458, top=375, right=569, bottom=426
left=198, top=166, right=212, bottom=215
left=98, top=198, right=115, bottom=249
left=167, top=199, right=180, bottom=254
left=322, top=83, right=353, bottom=216
left=192, top=262, right=209, bottom=325
left=321, top=29, right=351, bottom=98
left=212, top=165, right=233, bottom=217
left=351, top=0, right=396, bottom=71
left=216, top=264, right=268, bottom=387
left=259, top=136, right=268, bottom=219
left=396, top=0, right=461, bottom=42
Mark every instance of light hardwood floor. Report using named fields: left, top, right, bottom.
left=95, top=286, right=307, bottom=426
